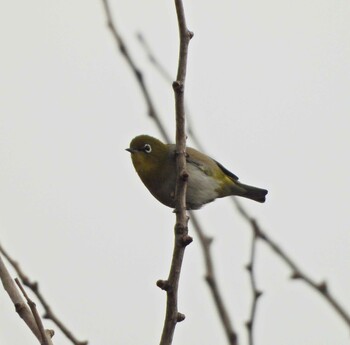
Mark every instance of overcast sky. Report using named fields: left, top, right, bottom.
left=1, top=1, right=350, bottom=344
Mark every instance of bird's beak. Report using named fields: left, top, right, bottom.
left=126, top=148, right=137, bottom=153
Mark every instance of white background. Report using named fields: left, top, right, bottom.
left=1, top=1, right=350, bottom=344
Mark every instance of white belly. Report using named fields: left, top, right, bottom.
left=186, top=163, right=220, bottom=209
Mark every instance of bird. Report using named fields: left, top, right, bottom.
left=126, top=135, right=268, bottom=210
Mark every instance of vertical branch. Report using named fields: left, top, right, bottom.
left=157, top=2, right=193, bottom=345
left=173, top=0, right=192, bottom=208
left=136, top=35, right=239, bottom=345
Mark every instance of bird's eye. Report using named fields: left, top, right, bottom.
left=143, top=144, right=152, bottom=153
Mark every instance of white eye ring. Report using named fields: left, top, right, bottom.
left=143, top=144, right=152, bottom=153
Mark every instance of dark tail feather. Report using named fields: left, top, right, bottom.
left=236, top=182, right=268, bottom=203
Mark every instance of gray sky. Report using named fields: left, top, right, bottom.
left=1, top=1, right=350, bottom=344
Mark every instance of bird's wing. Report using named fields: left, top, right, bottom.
left=214, top=160, right=239, bottom=181
left=186, top=154, right=211, bottom=175
left=185, top=147, right=239, bottom=181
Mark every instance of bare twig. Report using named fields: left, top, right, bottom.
left=0, top=253, right=53, bottom=344
left=191, top=214, right=238, bottom=345
left=157, top=2, right=193, bottom=345
left=15, top=278, right=53, bottom=345
left=137, top=33, right=173, bottom=83
left=101, top=0, right=170, bottom=143
left=0, top=244, right=88, bottom=345
left=136, top=32, right=205, bottom=152
left=245, top=230, right=262, bottom=345
left=233, top=197, right=350, bottom=329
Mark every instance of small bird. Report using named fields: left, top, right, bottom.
left=126, top=135, right=268, bottom=210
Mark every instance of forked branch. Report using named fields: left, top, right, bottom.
left=233, top=197, right=350, bottom=329
left=0, top=253, right=54, bottom=345
left=0, top=244, right=87, bottom=345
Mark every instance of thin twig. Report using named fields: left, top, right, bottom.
left=15, top=278, right=53, bottom=345
left=101, top=0, right=170, bottom=143
left=136, top=32, right=205, bottom=152
left=0, top=244, right=88, bottom=345
left=232, top=197, right=350, bottom=329
left=245, top=230, right=262, bottom=345
left=137, top=33, right=173, bottom=83
left=190, top=214, right=238, bottom=345
left=0, top=253, right=52, bottom=344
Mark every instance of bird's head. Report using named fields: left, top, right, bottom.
left=126, top=135, right=169, bottom=174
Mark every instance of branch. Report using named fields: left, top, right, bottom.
left=15, top=278, right=54, bottom=345
left=137, top=31, right=239, bottom=345
left=137, top=31, right=241, bottom=344
left=0, top=243, right=88, bottom=345
left=136, top=33, right=205, bottom=152
left=245, top=230, right=262, bottom=345
left=101, top=0, right=170, bottom=143
left=157, top=2, right=193, bottom=345
left=0, top=253, right=54, bottom=344
left=136, top=33, right=173, bottom=83
left=232, top=197, right=350, bottom=329
left=191, top=214, right=238, bottom=345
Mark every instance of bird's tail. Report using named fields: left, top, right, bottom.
left=234, top=182, right=268, bottom=203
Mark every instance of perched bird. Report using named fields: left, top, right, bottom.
left=126, top=135, right=268, bottom=210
